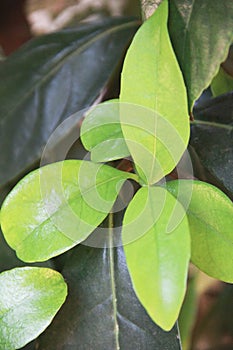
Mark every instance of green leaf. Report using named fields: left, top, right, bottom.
left=122, top=186, right=190, bottom=331
left=167, top=180, right=233, bottom=282
left=0, top=160, right=136, bottom=262
left=178, top=276, right=198, bottom=350
left=0, top=267, right=67, bottom=350
left=0, top=229, right=55, bottom=273
left=192, top=94, right=233, bottom=198
left=81, top=100, right=130, bottom=162
left=168, top=0, right=233, bottom=110
left=35, top=242, right=182, bottom=349
left=211, top=67, right=233, bottom=97
left=0, top=18, right=138, bottom=187
left=120, top=0, right=189, bottom=184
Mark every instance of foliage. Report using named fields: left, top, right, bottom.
left=0, top=0, right=232, bottom=348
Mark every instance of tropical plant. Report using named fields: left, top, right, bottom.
left=0, top=0, right=232, bottom=349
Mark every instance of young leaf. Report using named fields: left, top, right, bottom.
left=0, top=160, right=137, bottom=262
left=168, top=0, right=233, bottom=110
left=122, top=186, right=190, bottom=331
left=120, top=0, right=189, bottom=184
left=167, top=180, right=233, bottom=282
left=81, top=100, right=130, bottom=162
left=211, top=67, right=233, bottom=97
left=0, top=18, right=138, bottom=187
left=0, top=267, right=67, bottom=350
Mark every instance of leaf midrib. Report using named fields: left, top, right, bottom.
left=108, top=213, right=120, bottom=350
left=2, top=21, right=137, bottom=124
left=16, top=173, right=129, bottom=248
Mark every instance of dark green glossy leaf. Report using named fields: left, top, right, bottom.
left=35, top=241, right=182, bottom=349
left=122, top=186, right=190, bottom=331
left=0, top=267, right=67, bottom=350
left=167, top=180, right=233, bottom=282
left=191, top=93, right=233, bottom=198
left=168, top=0, right=233, bottom=109
left=120, top=0, right=189, bottom=184
left=81, top=100, right=130, bottom=162
left=0, top=18, right=138, bottom=186
left=1, top=160, right=136, bottom=262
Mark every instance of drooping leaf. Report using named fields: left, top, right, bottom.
left=211, top=67, right=233, bottom=97
left=168, top=0, right=233, bottom=109
left=120, top=0, right=189, bottom=184
left=167, top=180, right=233, bottom=282
left=81, top=100, right=130, bottom=162
left=122, top=186, right=190, bottom=331
left=0, top=160, right=137, bottom=262
left=191, top=93, right=233, bottom=198
left=0, top=267, right=67, bottom=350
left=0, top=18, right=138, bottom=187
left=35, top=240, right=182, bottom=349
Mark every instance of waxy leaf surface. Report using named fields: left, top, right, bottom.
left=211, top=67, right=233, bottom=97
left=167, top=180, right=233, bottom=282
left=122, top=186, right=190, bottom=330
left=81, top=100, right=130, bottom=162
left=192, top=93, right=233, bottom=198
left=0, top=18, right=138, bottom=186
left=0, top=267, right=67, bottom=350
left=0, top=160, right=135, bottom=262
left=120, top=0, right=189, bottom=184
left=35, top=242, right=181, bottom=349
left=168, top=0, right=233, bottom=109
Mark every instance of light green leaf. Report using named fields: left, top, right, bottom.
left=120, top=0, right=189, bottom=184
left=167, top=180, right=233, bottom=282
left=0, top=160, right=136, bottom=262
left=122, top=186, right=190, bottom=331
left=81, top=100, right=130, bottom=162
left=0, top=267, right=67, bottom=350
left=211, top=67, right=233, bottom=97
left=168, top=0, right=233, bottom=109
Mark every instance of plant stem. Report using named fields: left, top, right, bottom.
left=108, top=212, right=120, bottom=350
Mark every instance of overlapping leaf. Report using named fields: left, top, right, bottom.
left=35, top=243, right=181, bottom=349
left=0, top=267, right=67, bottom=350
left=81, top=100, right=130, bottom=162
left=122, top=186, right=190, bottom=330
left=120, top=0, right=189, bottom=184
left=0, top=160, right=136, bottom=262
left=167, top=180, right=233, bottom=282
left=211, top=67, right=233, bottom=97
left=168, top=0, right=233, bottom=109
